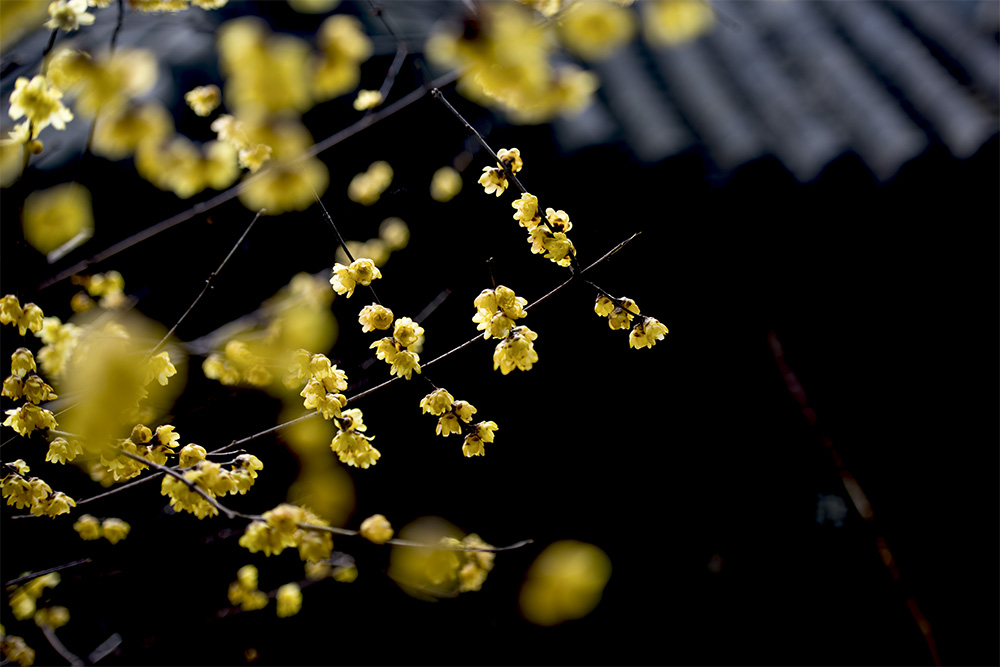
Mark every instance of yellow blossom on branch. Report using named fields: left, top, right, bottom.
left=7, top=76, right=73, bottom=138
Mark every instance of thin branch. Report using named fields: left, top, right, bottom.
left=39, top=624, right=83, bottom=667
left=4, top=558, right=93, bottom=588
left=149, top=209, right=265, bottom=355
left=38, top=70, right=461, bottom=291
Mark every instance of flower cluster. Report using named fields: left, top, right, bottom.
left=210, top=114, right=273, bottom=173
left=160, top=454, right=263, bottom=519
left=347, top=160, right=393, bottom=205
left=73, top=514, right=131, bottom=544
left=330, top=258, right=382, bottom=298
left=426, top=3, right=598, bottom=123
left=227, top=564, right=269, bottom=611
left=493, top=326, right=539, bottom=374
left=389, top=528, right=497, bottom=598
left=0, top=296, right=43, bottom=336
left=6, top=573, right=60, bottom=622
left=0, top=627, right=35, bottom=667
left=34, top=316, right=81, bottom=379
left=357, top=303, right=394, bottom=333
left=70, top=271, right=127, bottom=310
left=525, top=206, right=576, bottom=267
left=239, top=503, right=333, bottom=561
left=2, top=348, right=58, bottom=437
left=595, top=296, right=668, bottom=349
left=291, top=351, right=348, bottom=420
left=1, top=460, right=75, bottom=518
left=203, top=339, right=272, bottom=387
left=473, top=285, right=528, bottom=340
left=330, top=408, right=379, bottom=468
left=95, top=423, right=181, bottom=481
left=477, top=147, right=522, bottom=197
left=420, top=388, right=499, bottom=457
left=370, top=316, right=423, bottom=380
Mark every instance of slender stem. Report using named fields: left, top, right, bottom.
left=40, top=29, right=59, bottom=65
left=109, top=0, right=125, bottom=52
left=3, top=558, right=92, bottom=588
left=38, top=71, right=461, bottom=291
left=39, top=624, right=83, bottom=667
left=149, top=209, right=265, bottom=356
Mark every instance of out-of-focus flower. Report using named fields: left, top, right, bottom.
left=44, top=0, right=95, bottom=31
left=643, top=0, right=715, bottom=46
left=347, top=160, right=393, bottom=205
left=184, top=84, right=222, bottom=116
left=558, top=0, right=635, bottom=61
left=218, top=17, right=312, bottom=115
left=430, top=166, right=462, bottom=202
left=519, top=540, right=612, bottom=626
left=21, top=183, right=93, bottom=256
left=360, top=513, right=393, bottom=544
left=313, top=15, right=372, bottom=100
left=352, top=89, right=382, bottom=110
left=276, top=583, right=302, bottom=617
left=7, top=76, right=73, bottom=138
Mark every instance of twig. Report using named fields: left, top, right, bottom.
left=768, top=331, right=941, bottom=666
left=38, top=71, right=460, bottom=291
left=3, top=558, right=93, bottom=588
left=148, top=209, right=265, bottom=356
left=39, top=624, right=83, bottom=667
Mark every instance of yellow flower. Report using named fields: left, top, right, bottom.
left=144, top=351, right=176, bottom=386
left=184, top=84, right=221, bottom=116
left=34, top=605, right=70, bottom=629
left=607, top=297, right=639, bottom=330
left=237, top=564, right=258, bottom=590
left=430, top=166, right=462, bottom=202
left=347, top=160, right=393, bottom=205
left=358, top=303, right=394, bottom=332
left=436, top=412, right=461, bottom=437
left=313, top=14, right=372, bottom=100
left=101, top=517, right=130, bottom=544
left=330, top=258, right=381, bottom=298
left=392, top=316, right=423, bottom=349
left=239, top=153, right=328, bottom=213
left=628, top=317, right=669, bottom=349
left=44, top=0, right=95, bottom=31
left=379, top=217, right=409, bottom=250
left=21, top=183, right=93, bottom=256
left=519, top=540, right=612, bottom=626
left=11, top=348, right=37, bottom=376
left=643, top=0, right=714, bottom=46
left=3, top=403, right=58, bottom=436
left=46, top=437, right=83, bottom=464
left=558, top=0, right=636, bottom=61
left=420, top=388, right=454, bottom=416
left=544, top=207, right=572, bottom=233
left=462, top=434, right=486, bottom=457
left=73, top=513, right=102, bottom=540
left=92, top=101, right=173, bottom=160
left=241, top=589, right=269, bottom=611
left=453, top=401, right=477, bottom=423
left=237, top=142, right=272, bottom=173
left=543, top=231, right=576, bottom=267
left=217, top=17, right=313, bottom=115
left=389, top=349, right=421, bottom=380
left=478, top=167, right=507, bottom=197
left=2, top=375, right=23, bottom=400
left=40, top=491, right=76, bottom=518
left=353, top=89, right=382, bottom=110
left=493, top=326, right=539, bottom=374
left=512, top=193, right=539, bottom=228
left=7, top=76, right=73, bottom=138
left=178, top=443, right=207, bottom=468
left=22, top=375, right=57, bottom=404
left=276, top=583, right=302, bottom=618
left=360, top=513, right=394, bottom=544
left=594, top=295, right=614, bottom=317
left=0, top=295, right=23, bottom=327
left=330, top=429, right=380, bottom=469
left=496, top=147, right=523, bottom=174
left=370, top=337, right=398, bottom=364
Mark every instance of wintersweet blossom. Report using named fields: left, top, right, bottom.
left=353, top=89, right=382, bottom=110
left=497, top=147, right=523, bottom=174
left=629, top=317, right=669, bottom=349
left=420, top=388, right=455, bottom=416
left=430, top=166, right=462, bottom=202
left=184, top=85, right=222, bottom=116
left=360, top=514, right=394, bottom=544
left=276, top=583, right=302, bottom=617
left=493, top=326, right=539, bottom=374
left=44, top=0, right=95, bottom=31
left=512, top=193, right=540, bottom=228
left=330, top=258, right=381, bottom=297
left=358, top=303, right=394, bottom=332
left=478, top=167, right=507, bottom=196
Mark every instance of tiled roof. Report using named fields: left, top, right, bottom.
left=554, top=0, right=999, bottom=182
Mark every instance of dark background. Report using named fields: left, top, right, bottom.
left=2, top=2, right=998, bottom=665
